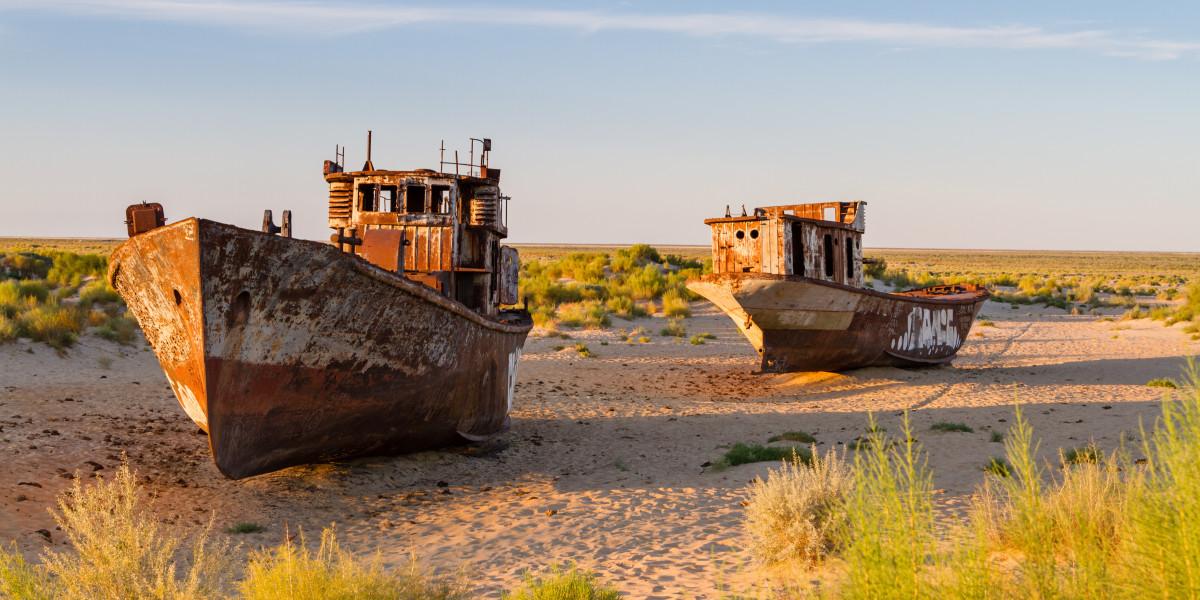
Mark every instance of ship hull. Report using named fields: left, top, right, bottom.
left=688, top=274, right=987, bottom=373
left=109, top=219, right=532, bottom=479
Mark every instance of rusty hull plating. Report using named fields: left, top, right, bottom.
left=110, top=137, right=531, bottom=478
left=688, top=202, right=988, bottom=373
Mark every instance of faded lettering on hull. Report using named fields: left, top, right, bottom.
left=891, top=306, right=961, bottom=355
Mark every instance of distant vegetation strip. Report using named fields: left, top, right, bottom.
left=0, top=251, right=135, bottom=350
left=3, top=240, right=1197, bottom=347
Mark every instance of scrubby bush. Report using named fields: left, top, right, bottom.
left=660, top=289, right=690, bottom=318
left=659, top=318, right=686, bottom=338
left=0, top=461, right=234, bottom=599
left=79, top=280, right=121, bottom=306
left=519, top=245, right=699, bottom=330
left=556, top=301, right=611, bottom=329
left=745, top=448, right=850, bottom=565
left=95, top=315, right=139, bottom=345
left=19, top=304, right=81, bottom=348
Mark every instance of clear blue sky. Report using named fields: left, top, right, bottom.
left=1, top=1, right=1197, bottom=250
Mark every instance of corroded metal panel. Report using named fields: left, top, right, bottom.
left=499, top=246, right=520, bottom=305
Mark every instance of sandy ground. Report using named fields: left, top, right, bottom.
left=2, top=300, right=1197, bottom=598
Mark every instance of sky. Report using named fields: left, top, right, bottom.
left=0, top=1, right=1197, bottom=250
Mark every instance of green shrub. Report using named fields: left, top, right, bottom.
left=18, top=304, right=80, bottom=348
left=1147, top=378, right=1178, bottom=389
left=504, top=565, right=620, bottom=600
left=930, top=421, right=974, bottom=433
left=227, top=522, right=265, bottom=534
left=95, top=315, right=138, bottom=345
left=0, top=316, right=16, bottom=342
left=745, top=448, right=850, bottom=565
left=556, top=301, right=611, bottom=329
left=719, top=443, right=811, bottom=468
left=1062, top=443, right=1103, bottom=466
left=984, top=456, right=1013, bottom=478
left=79, top=280, right=121, bottom=306
left=604, top=296, right=646, bottom=320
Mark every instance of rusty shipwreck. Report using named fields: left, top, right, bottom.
left=687, top=202, right=988, bottom=373
left=108, top=136, right=531, bottom=478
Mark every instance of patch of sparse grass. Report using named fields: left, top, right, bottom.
left=688, top=332, right=716, bottom=345
left=990, top=430, right=1005, bottom=443
left=503, top=565, right=621, bottom=600
left=573, top=343, right=593, bottom=358
left=930, top=421, right=974, bottom=433
left=984, top=456, right=1013, bottom=477
left=1062, top=443, right=1103, bottom=466
left=95, top=315, right=138, bottom=345
left=241, top=527, right=467, bottom=600
left=718, top=443, right=812, bottom=468
left=0, top=461, right=234, bottom=598
left=659, top=317, right=686, bottom=337
left=745, top=448, right=850, bottom=565
left=227, top=522, right=265, bottom=534
left=977, top=320, right=995, bottom=327
left=1146, top=377, right=1178, bottom=389
left=768, top=431, right=817, bottom=444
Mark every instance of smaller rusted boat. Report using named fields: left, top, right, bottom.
left=687, top=202, right=988, bottom=373
left=109, top=135, right=532, bottom=478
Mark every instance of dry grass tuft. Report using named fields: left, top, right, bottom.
left=240, top=527, right=466, bottom=600
left=745, top=448, right=851, bottom=565
left=0, top=461, right=234, bottom=599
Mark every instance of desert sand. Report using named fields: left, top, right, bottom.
left=2, top=299, right=1196, bottom=598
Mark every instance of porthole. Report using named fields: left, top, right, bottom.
left=750, top=229, right=759, bottom=239
left=735, top=230, right=745, bottom=239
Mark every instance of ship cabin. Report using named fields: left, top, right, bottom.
left=322, top=139, right=519, bottom=317
left=705, top=201, right=867, bottom=288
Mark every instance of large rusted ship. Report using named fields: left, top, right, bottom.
left=109, top=136, right=531, bottom=478
left=688, top=202, right=988, bottom=373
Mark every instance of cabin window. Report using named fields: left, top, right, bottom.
left=750, top=229, right=759, bottom=239
left=735, top=230, right=745, bottom=239
left=405, top=185, right=426, bottom=213
left=358, top=184, right=378, bottom=212
left=431, top=185, right=451, bottom=214
left=823, top=206, right=836, bottom=222
left=823, top=234, right=834, bottom=277
left=378, top=185, right=399, bottom=213
left=845, top=237, right=854, bottom=279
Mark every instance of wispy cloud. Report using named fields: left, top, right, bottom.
left=4, top=0, right=1199, bottom=60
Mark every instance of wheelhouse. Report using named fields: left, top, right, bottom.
left=705, top=201, right=866, bottom=287
left=323, top=137, right=518, bottom=316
